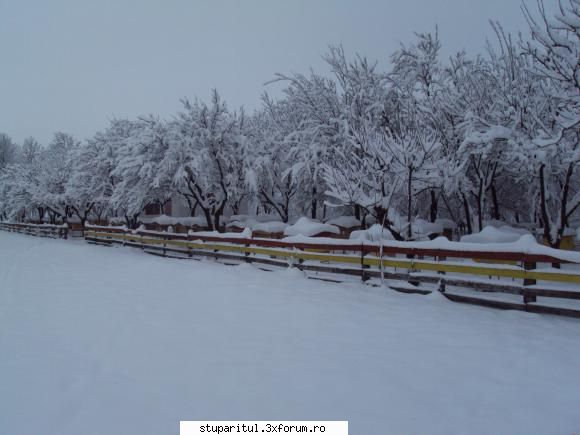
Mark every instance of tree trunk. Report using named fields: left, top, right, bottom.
left=201, top=207, right=213, bottom=231
left=124, top=213, right=140, bottom=230
left=556, top=162, right=576, bottom=251
left=213, top=200, right=227, bottom=233
left=213, top=212, right=221, bottom=233
left=538, top=164, right=554, bottom=247
left=281, top=202, right=289, bottom=223
left=476, top=185, right=484, bottom=231
left=375, top=206, right=404, bottom=241
left=429, top=190, right=438, bottom=223
left=311, top=186, right=317, bottom=220
left=406, top=167, right=413, bottom=239
left=189, top=201, right=198, bottom=217
left=80, top=216, right=87, bottom=237
left=354, top=204, right=361, bottom=221
left=462, top=193, right=473, bottom=235
left=490, top=182, right=500, bottom=220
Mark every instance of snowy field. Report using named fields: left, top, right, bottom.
left=1, top=232, right=579, bottom=435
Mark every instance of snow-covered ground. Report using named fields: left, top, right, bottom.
left=1, top=231, right=579, bottom=435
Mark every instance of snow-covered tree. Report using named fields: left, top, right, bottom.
left=521, top=0, right=580, bottom=248
left=164, top=90, right=250, bottom=230
left=35, top=132, right=79, bottom=223
left=19, top=137, right=41, bottom=165
left=111, top=116, right=173, bottom=228
left=270, top=67, right=344, bottom=220
left=251, top=97, right=304, bottom=222
left=0, top=133, right=18, bottom=169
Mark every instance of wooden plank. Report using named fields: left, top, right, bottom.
left=389, top=285, right=432, bottom=296
left=85, top=237, right=113, bottom=245
left=295, top=251, right=362, bottom=265
left=526, top=270, right=580, bottom=284
left=443, top=293, right=527, bottom=311
left=144, top=250, right=189, bottom=260
left=245, top=257, right=288, bottom=268
left=525, top=304, right=580, bottom=319
left=86, top=240, right=112, bottom=247
left=308, top=276, right=344, bottom=283
left=531, top=288, right=580, bottom=299
left=297, top=264, right=362, bottom=277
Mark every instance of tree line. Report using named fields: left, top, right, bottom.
left=0, top=0, right=579, bottom=248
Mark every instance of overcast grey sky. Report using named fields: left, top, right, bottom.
left=0, top=0, right=552, bottom=145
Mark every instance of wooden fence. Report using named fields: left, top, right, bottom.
left=0, top=222, right=69, bottom=239
left=81, top=225, right=580, bottom=319
left=2, top=221, right=579, bottom=318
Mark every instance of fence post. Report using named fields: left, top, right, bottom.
left=244, top=239, right=251, bottom=263
left=407, top=250, right=419, bottom=286
left=437, top=254, right=446, bottom=292
left=361, top=244, right=370, bottom=282
left=523, top=258, right=537, bottom=303
left=294, top=245, right=304, bottom=267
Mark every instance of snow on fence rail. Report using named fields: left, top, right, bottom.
left=81, top=225, right=580, bottom=319
left=0, top=222, right=68, bottom=239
